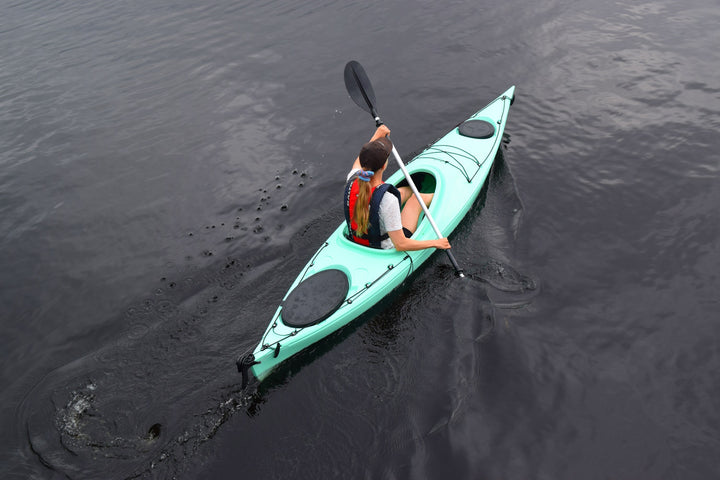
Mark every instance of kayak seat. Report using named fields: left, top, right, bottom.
left=281, top=269, right=349, bottom=328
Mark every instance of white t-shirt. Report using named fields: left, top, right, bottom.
left=347, top=169, right=403, bottom=249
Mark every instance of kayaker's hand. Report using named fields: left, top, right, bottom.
left=372, top=125, right=391, bottom=140
left=435, top=238, right=451, bottom=250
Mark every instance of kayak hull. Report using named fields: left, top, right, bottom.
left=245, top=86, right=515, bottom=383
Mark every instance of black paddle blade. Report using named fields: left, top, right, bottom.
left=344, top=61, right=378, bottom=116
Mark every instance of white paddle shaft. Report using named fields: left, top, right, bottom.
left=390, top=145, right=464, bottom=277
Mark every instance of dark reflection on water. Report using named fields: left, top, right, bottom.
left=2, top=0, right=719, bottom=478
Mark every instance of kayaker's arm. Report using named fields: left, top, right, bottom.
left=351, top=125, right=391, bottom=171
left=387, top=229, right=451, bottom=252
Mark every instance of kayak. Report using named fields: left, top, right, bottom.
left=238, top=86, right=515, bottom=386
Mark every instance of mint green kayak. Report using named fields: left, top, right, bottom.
left=238, top=86, right=515, bottom=385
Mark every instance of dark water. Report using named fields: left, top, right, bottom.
left=2, top=0, right=719, bottom=478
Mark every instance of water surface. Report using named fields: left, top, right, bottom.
left=1, top=0, right=719, bottom=478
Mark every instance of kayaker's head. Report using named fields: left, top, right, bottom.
left=359, top=136, right=392, bottom=174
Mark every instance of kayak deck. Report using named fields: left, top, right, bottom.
left=239, top=86, right=515, bottom=385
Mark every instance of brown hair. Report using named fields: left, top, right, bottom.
left=354, top=180, right=372, bottom=235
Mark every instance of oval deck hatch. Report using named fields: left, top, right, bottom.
left=281, top=269, right=349, bottom=328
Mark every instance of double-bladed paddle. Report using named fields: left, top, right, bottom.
left=343, top=60, right=464, bottom=277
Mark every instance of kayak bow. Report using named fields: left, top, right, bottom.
left=238, top=85, right=515, bottom=387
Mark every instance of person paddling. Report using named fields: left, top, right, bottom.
left=344, top=125, right=451, bottom=252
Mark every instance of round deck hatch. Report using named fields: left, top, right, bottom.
left=458, top=119, right=495, bottom=139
